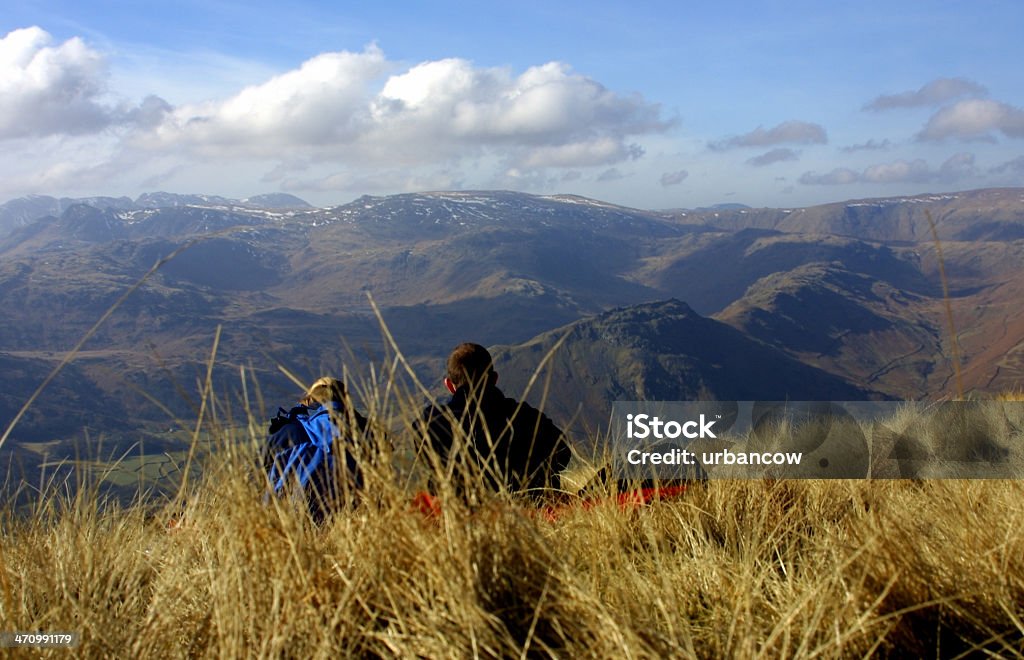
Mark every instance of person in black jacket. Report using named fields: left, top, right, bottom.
left=419, top=342, right=571, bottom=502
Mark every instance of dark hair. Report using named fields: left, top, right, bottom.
left=300, top=376, right=347, bottom=407
left=446, top=343, right=494, bottom=389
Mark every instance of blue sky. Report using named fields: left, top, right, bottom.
left=2, top=1, right=1022, bottom=209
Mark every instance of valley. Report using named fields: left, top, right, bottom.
left=2, top=187, right=1022, bottom=490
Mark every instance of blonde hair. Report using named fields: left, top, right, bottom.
left=300, top=376, right=347, bottom=407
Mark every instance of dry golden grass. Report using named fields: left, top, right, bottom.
left=2, top=410, right=1023, bottom=658
left=1, top=290, right=1022, bottom=657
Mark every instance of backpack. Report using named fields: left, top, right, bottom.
left=264, top=403, right=362, bottom=519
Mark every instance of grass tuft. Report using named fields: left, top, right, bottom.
left=2, top=380, right=1023, bottom=657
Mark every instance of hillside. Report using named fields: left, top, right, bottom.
left=716, top=263, right=945, bottom=397
left=666, top=188, right=1024, bottom=242
left=491, top=300, right=881, bottom=432
left=1, top=187, right=1022, bottom=480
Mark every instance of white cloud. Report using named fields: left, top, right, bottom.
left=380, top=60, right=665, bottom=143
left=516, top=139, right=644, bottom=169
left=918, top=99, right=1024, bottom=141
left=862, top=159, right=932, bottom=183
left=0, top=27, right=113, bottom=138
left=709, top=120, right=827, bottom=151
left=800, top=153, right=976, bottom=185
left=147, top=46, right=390, bottom=152
left=0, top=31, right=677, bottom=202
left=145, top=51, right=669, bottom=171
left=864, top=77, right=987, bottom=111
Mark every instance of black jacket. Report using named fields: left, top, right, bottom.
left=419, top=384, right=571, bottom=498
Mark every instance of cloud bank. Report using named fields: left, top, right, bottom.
left=864, top=77, right=987, bottom=111
left=1, top=27, right=673, bottom=197
left=918, top=99, right=1024, bottom=141
left=1, top=25, right=1019, bottom=206
left=709, top=121, right=827, bottom=151
left=800, top=153, right=976, bottom=185
left=141, top=49, right=670, bottom=170
left=0, top=27, right=113, bottom=138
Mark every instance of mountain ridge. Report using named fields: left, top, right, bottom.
left=1, top=186, right=1022, bottom=477
left=491, top=299, right=884, bottom=432
left=0, top=191, right=314, bottom=238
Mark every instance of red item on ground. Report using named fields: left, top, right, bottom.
left=410, top=484, right=689, bottom=521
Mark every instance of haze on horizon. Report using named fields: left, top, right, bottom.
left=1, top=1, right=1022, bottom=210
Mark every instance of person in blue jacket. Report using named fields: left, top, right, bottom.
left=264, top=376, right=368, bottom=521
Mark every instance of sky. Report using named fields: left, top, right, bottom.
left=2, top=0, right=1023, bottom=210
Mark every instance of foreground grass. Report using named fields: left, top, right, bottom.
left=2, top=463, right=1022, bottom=657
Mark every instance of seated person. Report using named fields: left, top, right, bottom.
left=419, top=342, right=571, bottom=501
left=264, top=376, right=369, bottom=520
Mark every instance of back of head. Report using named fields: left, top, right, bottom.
left=446, top=343, right=495, bottom=391
left=301, top=376, right=347, bottom=407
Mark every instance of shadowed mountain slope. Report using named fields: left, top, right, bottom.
left=1, top=187, right=1022, bottom=468
left=491, top=299, right=882, bottom=432
left=716, top=263, right=945, bottom=397
left=647, top=228, right=934, bottom=314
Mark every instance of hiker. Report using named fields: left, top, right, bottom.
left=418, top=342, right=572, bottom=502
left=264, top=376, right=370, bottom=521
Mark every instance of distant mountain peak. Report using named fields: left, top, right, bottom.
left=241, top=193, right=312, bottom=208
left=492, top=297, right=879, bottom=429
left=134, top=191, right=312, bottom=210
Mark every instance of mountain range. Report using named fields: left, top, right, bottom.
left=0, top=192, right=312, bottom=237
left=2, top=187, right=1023, bottom=484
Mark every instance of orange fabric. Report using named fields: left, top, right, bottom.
left=410, top=485, right=689, bottom=521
